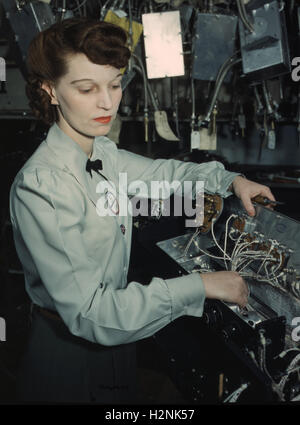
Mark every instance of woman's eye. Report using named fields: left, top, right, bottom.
left=112, top=84, right=121, bottom=90
left=79, top=88, right=93, bottom=93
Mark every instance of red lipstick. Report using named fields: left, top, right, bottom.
left=94, top=116, right=112, bottom=124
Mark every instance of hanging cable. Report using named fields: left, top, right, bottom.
left=131, top=55, right=150, bottom=142
left=200, top=56, right=242, bottom=127
left=223, top=382, right=250, bottom=403
left=71, top=0, right=88, bottom=14
left=237, top=0, right=254, bottom=33
left=127, top=0, right=134, bottom=72
left=100, top=0, right=112, bottom=19
left=191, top=78, right=196, bottom=131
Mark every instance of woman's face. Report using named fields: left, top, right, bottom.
left=46, top=53, right=123, bottom=152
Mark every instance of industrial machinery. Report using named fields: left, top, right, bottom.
left=153, top=194, right=300, bottom=403
left=0, top=0, right=298, bottom=152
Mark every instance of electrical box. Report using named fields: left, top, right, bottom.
left=192, top=13, right=238, bottom=81
left=239, top=0, right=290, bottom=80
left=2, top=0, right=55, bottom=76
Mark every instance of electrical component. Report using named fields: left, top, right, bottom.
left=2, top=0, right=55, bottom=76
left=200, top=194, right=224, bottom=234
left=182, top=193, right=223, bottom=257
left=239, top=0, right=291, bottom=80
left=192, top=12, right=238, bottom=81
left=156, top=194, right=300, bottom=402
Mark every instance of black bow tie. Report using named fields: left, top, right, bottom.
left=86, top=158, right=103, bottom=177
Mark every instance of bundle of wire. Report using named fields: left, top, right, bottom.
left=184, top=214, right=300, bottom=299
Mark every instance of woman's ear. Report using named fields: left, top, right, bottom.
left=41, top=82, right=59, bottom=106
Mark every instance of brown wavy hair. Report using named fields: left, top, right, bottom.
left=26, top=18, right=131, bottom=126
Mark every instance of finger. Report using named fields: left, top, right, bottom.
left=240, top=298, right=248, bottom=308
left=239, top=279, right=249, bottom=307
left=238, top=291, right=249, bottom=308
left=257, top=186, right=276, bottom=202
left=240, top=195, right=256, bottom=217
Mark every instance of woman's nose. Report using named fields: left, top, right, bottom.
left=96, top=89, right=113, bottom=110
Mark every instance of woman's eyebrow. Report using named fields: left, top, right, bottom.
left=71, top=74, right=123, bottom=84
left=71, top=78, right=93, bottom=84
left=113, top=73, right=123, bottom=80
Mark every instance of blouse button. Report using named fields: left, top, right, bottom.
left=99, top=283, right=104, bottom=289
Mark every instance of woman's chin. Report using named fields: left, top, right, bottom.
left=94, top=127, right=111, bottom=137
left=91, top=121, right=112, bottom=137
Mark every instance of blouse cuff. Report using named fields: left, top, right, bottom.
left=164, top=272, right=206, bottom=321
left=217, top=172, right=241, bottom=198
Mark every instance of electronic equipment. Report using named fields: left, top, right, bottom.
left=2, top=0, right=55, bottom=77
left=154, top=194, right=300, bottom=403
left=192, top=12, right=238, bottom=82
left=239, top=0, right=291, bottom=80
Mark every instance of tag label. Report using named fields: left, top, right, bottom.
left=199, top=128, right=217, bottom=150
left=191, top=130, right=201, bottom=150
left=154, top=110, right=179, bottom=141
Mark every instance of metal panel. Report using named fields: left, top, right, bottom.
left=219, top=197, right=300, bottom=326
left=142, top=11, right=185, bottom=79
left=2, top=0, right=55, bottom=64
left=239, top=1, right=290, bottom=80
left=192, top=13, right=238, bottom=81
left=0, top=67, right=30, bottom=115
left=157, top=195, right=300, bottom=327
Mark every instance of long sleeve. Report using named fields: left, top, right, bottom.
left=116, top=148, right=240, bottom=199
left=10, top=167, right=206, bottom=346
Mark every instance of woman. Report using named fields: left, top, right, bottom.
left=9, top=17, right=274, bottom=403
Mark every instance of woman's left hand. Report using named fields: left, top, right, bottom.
left=231, top=175, right=276, bottom=217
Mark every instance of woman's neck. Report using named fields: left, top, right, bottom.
left=57, top=120, right=94, bottom=157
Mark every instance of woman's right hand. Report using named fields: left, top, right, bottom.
left=201, top=271, right=248, bottom=308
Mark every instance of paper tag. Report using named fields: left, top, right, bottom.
left=191, top=130, right=201, bottom=150
left=142, top=11, right=185, bottom=79
left=114, top=10, right=127, bottom=18
left=199, top=128, right=217, bottom=150
left=267, top=129, right=276, bottom=150
left=154, top=110, right=179, bottom=141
